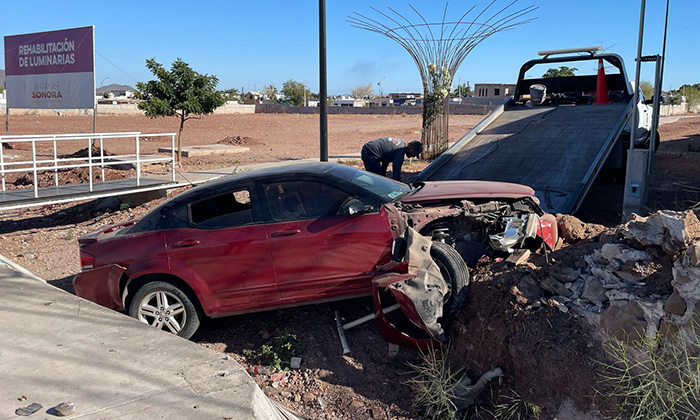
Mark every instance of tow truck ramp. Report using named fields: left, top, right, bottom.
left=418, top=101, right=632, bottom=214
left=418, top=48, right=642, bottom=215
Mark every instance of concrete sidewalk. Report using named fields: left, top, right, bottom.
left=0, top=258, right=301, bottom=420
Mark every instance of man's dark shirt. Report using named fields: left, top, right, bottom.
left=361, top=137, right=406, bottom=180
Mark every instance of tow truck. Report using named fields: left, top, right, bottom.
left=417, top=46, right=656, bottom=214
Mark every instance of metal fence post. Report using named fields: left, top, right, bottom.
left=32, top=140, right=38, bottom=198
left=53, top=136, right=58, bottom=187
left=100, top=134, right=105, bottom=183
left=0, top=138, right=5, bottom=192
left=136, top=133, right=141, bottom=186
left=88, top=138, right=93, bottom=192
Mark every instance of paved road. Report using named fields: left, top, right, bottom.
left=0, top=257, right=301, bottom=420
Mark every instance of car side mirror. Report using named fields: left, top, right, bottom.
left=643, top=98, right=654, bottom=105
left=342, top=198, right=371, bottom=216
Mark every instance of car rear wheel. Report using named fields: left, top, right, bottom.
left=430, top=241, right=470, bottom=316
left=128, top=281, right=201, bottom=339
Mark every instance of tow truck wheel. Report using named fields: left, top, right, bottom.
left=128, top=281, right=201, bottom=339
left=430, top=241, right=470, bottom=316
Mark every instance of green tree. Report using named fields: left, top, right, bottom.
left=671, top=84, right=700, bottom=108
left=452, top=82, right=471, bottom=97
left=282, top=79, right=310, bottom=106
left=542, top=66, right=578, bottom=78
left=639, top=81, right=654, bottom=100
left=135, top=58, right=225, bottom=161
left=264, top=84, right=278, bottom=101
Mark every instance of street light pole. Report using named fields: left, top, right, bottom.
left=377, top=77, right=385, bottom=97
left=319, top=0, right=328, bottom=161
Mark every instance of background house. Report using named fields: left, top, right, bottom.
left=332, top=96, right=366, bottom=107
left=97, top=84, right=136, bottom=98
left=473, top=83, right=516, bottom=98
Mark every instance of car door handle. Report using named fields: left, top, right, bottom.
left=271, top=229, right=300, bottom=237
left=173, top=239, right=200, bottom=248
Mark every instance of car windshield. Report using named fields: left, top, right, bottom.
left=327, top=165, right=412, bottom=202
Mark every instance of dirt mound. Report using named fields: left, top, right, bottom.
left=59, top=145, right=116, bottom=159
left=218, top=135, right=255, bottom=146
left=11, top=167, right=135, bottom=189
left=556, top=213, right=609, bottom=243
left=446, top=210, right=700, bottom=418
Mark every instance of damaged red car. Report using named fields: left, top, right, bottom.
left=74, top=162, right=557, bottom=345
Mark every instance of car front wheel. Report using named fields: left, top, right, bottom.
left=128, top=281, right=201, bottom=339
left=430, top=241, right=470, bottom=316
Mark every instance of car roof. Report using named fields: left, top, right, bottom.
left=174, top=161, right=345, bottom=202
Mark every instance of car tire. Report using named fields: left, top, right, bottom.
left=128, top=281, right=201, bottom=339
left=430, top=241, right=470, bottom=316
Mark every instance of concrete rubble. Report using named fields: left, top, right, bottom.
left=511, top=210, right=700, bottom=346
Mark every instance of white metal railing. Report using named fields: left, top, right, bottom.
left=0, top=132, right=177, bottom=198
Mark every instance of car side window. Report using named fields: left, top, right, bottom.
left=263, top=181, right=353, bottom=222
left=190, top=188, right=254, bottom=229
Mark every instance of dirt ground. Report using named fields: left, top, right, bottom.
left=1, top=113, right=699, bottom=419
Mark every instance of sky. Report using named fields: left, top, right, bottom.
left=1, top=0, right=697, bottom=95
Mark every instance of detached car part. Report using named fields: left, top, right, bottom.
left=372, top=227, right=469, bottom=348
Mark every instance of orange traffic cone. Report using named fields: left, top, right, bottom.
left=594, top=58, right=611, bottom=105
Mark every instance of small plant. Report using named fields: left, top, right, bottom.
left=599, top=321, right=700, bottom=420
left=405, top=345, right=465, bottom=419
left=64, top=230, right=74, bottom=241
left=488, top=389, right=541, bottom=420
left=119, top=202, right=130, bottom=211
left=242, top=329, right=302, bottom=372
left=336, top=159, right=360, bottom=166
left=231, top=166, right=252, bottom=175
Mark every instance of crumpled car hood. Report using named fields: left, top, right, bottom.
left=401, top=181, right=535, bottom=203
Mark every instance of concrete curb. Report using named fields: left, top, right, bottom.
left=0, top=252, right=43, bottom=282
left=0, top=262, right=304, bottom=420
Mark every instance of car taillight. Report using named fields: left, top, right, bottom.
left=80, top=251, right=95, bottom=271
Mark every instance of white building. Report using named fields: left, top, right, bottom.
left=473, top=83, right=516, bottom=98
left=332, top=97, right=366, bottom=107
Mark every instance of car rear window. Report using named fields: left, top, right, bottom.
left=190, top=189, right=254, bottom=228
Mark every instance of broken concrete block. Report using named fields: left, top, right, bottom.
left=671, top=255, right=700, bottom=306
left=540, top=276, right=573, bottom=297
left=614, top=264, right=647, bottom=284
left=590, top=266, right=621, bottom=285
left=664, top=289, right=687, bottom=316
left=601, top=300, right=647, bottom=343
left=582, top=278, right=607, bottom=306
left=618, top=211, right=700, bottom=257
left=511, top=275, right=543, bottom=306
left=636, top=300, right=665, bottom=338
left=506, top=249, right=531, bottom=265
left=684, top=242, right=700, bottom=267
left=569, top=280, right=584, bottom=299
left=550, top=263, right=580, bottom=283
left=595, top=243, right=649, bottom=264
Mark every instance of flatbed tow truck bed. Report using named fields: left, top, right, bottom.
left=416, top=48, right=649, bottom=215
left=418, top=101, right=631, bottom=213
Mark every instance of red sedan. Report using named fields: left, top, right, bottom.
left=74, top=163, right=556, bottom=343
